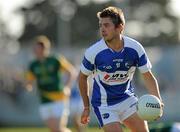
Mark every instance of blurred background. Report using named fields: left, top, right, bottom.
left=0, top=0, right=180, bottom=130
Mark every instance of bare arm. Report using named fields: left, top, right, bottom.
left=78, top=71, right=90, bottom=108
left=60, top=56, right=77, bottom=87
left=60, top=56, right=77, bottom=96
left=25, top=71, right=35, bottom=92
left=78, top=71, right=90, bottom=124
left=142, top=71, right=162, bottom=102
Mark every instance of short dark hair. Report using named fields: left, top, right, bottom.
left=97, top=6, right=125, bottom=27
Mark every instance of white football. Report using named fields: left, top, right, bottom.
left=137, top=94, right=163, bottom=121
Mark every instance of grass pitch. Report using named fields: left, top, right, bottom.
left=0, top=127, right=130, bottom=132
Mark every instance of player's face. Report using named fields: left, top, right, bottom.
left=34, top=44, right=45, bottom=58
left=99, top=17, right=120, bottom=42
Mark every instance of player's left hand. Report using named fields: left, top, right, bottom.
left=160, top=101, right=164, bottom=116
left=81, top=107, right=90, bottom=125
left=155, top=101, right=164, bottom=121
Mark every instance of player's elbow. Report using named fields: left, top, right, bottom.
left=78, top=72, right=88, bottom=83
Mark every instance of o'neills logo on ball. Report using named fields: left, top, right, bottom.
left=146, top=103, right=160, bottom=108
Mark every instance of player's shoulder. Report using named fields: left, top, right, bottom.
left=85, top=39, right=107, bottom=56
left=49, top=55, right=62, bottom=66
left=123, top=35, right=144, bottom=51
left=28, top=59, right=38, bottom=69
left=124, top=36, right=142, bottom=47
left=29, top=59, right=38, bottom=65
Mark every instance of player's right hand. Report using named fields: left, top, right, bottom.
left=81, top=107, right=90, bottom=124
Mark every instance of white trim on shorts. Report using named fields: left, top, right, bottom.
left=93, top=96, right=138, bottom=127
left=39, top=100, right=69, bottom=120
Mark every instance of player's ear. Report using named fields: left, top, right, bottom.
left=116, top=23, right=124, bottom=32
left=120, top=23, right=124, bottom=30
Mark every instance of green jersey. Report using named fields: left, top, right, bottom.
left=28, top=56, right=66, bottom=103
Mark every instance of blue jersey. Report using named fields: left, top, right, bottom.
left=80, top=36, right=152, bottom=107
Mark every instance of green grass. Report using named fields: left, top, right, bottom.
left=0, top=127, right=99, bottom=132
left=0, top=128, right=48, bottom=132
left=0, top=127, right=129, bottom=132
left=0, top=122, right=171, bottom=132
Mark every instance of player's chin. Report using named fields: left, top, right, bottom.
left=103, top=37, right=110, bottom=41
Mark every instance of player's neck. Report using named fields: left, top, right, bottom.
left=37, top=54, right=48, bottom=61
left=106, top=35, right=124, bottom=52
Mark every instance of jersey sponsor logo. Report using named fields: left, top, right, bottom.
left=103, top=71, right=129, bottom=82
left=103, top=65, right=112, bottom=70
left=102, top=113, right=110, bottom=119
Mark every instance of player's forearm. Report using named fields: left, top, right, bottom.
left=65, top=73, right=74, bottom=88
left=25, top=72, right=35, bottom=92
left=61, top=58, right=77, bottom=88
left=145, top=78, right=161, bottom=100
left=64, top=69, right=76, bottom=88
left=78, top=72, right=90, bottom=108
left=143, top=71, right=162, bottom=101
left=81, top=90, right=90, bottom=108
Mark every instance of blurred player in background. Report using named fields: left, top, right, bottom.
left=26, top=35, right=76, bottom=132
left=78, top=6, right=163, bottom=132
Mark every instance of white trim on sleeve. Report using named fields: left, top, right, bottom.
left=80, top=64, right=92, bottom=76
left=138, top=64, right=151, bottom=73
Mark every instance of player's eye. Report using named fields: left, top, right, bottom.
left=104, top=23, right=110, bottom=28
